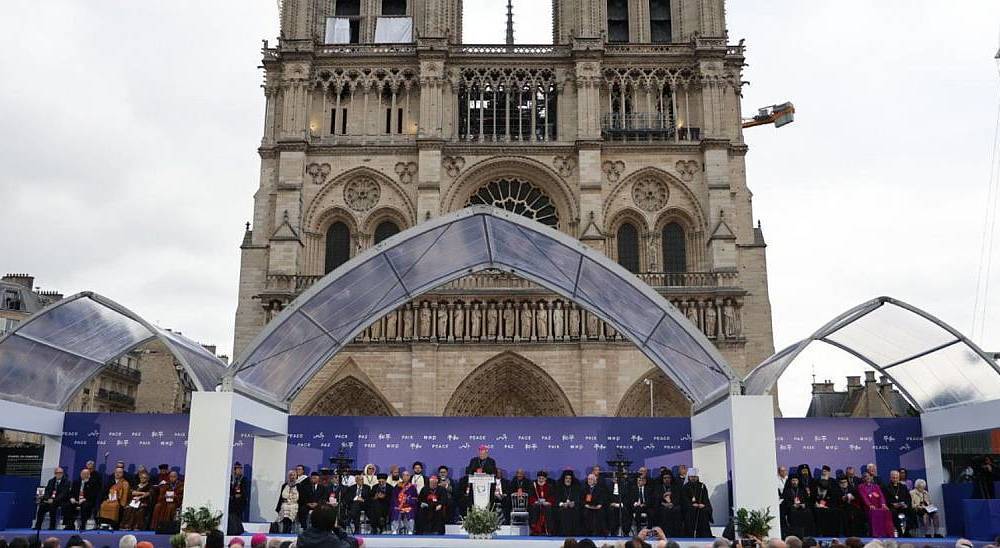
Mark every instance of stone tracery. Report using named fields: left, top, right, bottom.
left=443, top=352, right=575, bottom=417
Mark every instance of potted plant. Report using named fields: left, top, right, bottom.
left=734, top=507, right=776, bottom=542
left=180, top=505, right=223, bottom=534
left=462, top=506, right=502, bottom=539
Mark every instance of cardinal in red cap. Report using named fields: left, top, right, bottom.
left=466, top=444, right=497, bottom=475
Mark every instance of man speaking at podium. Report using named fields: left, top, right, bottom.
left=466, top=445, right=497, bottom=475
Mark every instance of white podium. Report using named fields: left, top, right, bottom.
left=469, top=473, right=494, bottom=509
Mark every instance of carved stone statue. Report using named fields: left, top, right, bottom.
left=586, top=311, right=601, bottom=339
left=486, top=302, right=498, bottom=340
left=685, top=301, right=700, bottom=329
left=704, top=302, right=718, bottom=338
left=520, top=302, right=533, bottom=340
left=385, top=309, right=398, bottom=340
left=436, top=302, right=448, bottom=340
left=552, top=301, right=564, bottom=340
left=471, top=302, right=483, bottom=339
left=722, top=300, right=740, bottom=339
left=536, top=301, right=549, bottom=340
left=453, top=303, right=465, bottom=340
left=605, top=322, right=617, bottom=340
left=401, top=305, right=414, bottom=340
left=418, top=302, right=432, bottom=339
left=568, top=305, right=581, bottom=338
left=370, top=316, right=383, bottom=341
left=503, top=302, right=516, bottom=339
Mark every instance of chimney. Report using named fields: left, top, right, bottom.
left=846, top=375, right=861, bottom=389
left=864, top=370, right=877, bottom=384
left=202, top=344, right=217, bottom=355
left=811, top=380, right=835, bottom=394
left=2, top=273, right=34, bottom=290
left=37, top=290, right=64, bottom=303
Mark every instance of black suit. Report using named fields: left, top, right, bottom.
left=342, top=483, right=369, bottom=533
left=228, top=475, right=249, bottom=535
left=36, top=476, right=70, bottom=529
left=628, top=482, right=653, bottom=533
left=67, top=477, right=101, bottom=529
left=466, top=456, right=497, bottom=475
left=299, top=481, right=329, bottom=528
left=368, top=483, right=391, bottom=533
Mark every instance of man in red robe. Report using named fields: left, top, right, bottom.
left=528, top=471, right=555, bottom=536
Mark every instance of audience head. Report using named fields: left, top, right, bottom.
left=41, top=539, right=59, bottom=548
left=785, top=536, right=803, bottom=548
left=265, top=539, right=283, bottom=548
left=310, top=504, right=339, bottom=531
left=118, top=535, right=137, bottom=548
left=227, top=538, right=244, bottom=548
left=844, top=537, right=864, bottom=548
left=665, top=541, right=680, bottom=548
left=578, top=540, right=598, bottom=548
left=65, top=536, right=84, bottom=548
left=136, top=543, right=153, bottom=548
left=250, top=534, right=268, bottom=548
left=862, top=542, right=884, bottom=548
left=712, top=539, right=731, bottom=548
left=562, top=540, right=578, bottom=548
left=803, top=538, right=818, bottom=548
left=8, top=540, right=27, bottom=548
left=955, top=540, right=974, bottom=548
left=765, top=539, right=787, bottom=548
left=204, top=530, right=224, bottom=548
left=185, top=532, right=204, bottom=548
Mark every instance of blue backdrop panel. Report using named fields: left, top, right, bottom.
left=774, top=418, right=925, bottom=479
left=60, top=413, right=191, bottom=477
left=285, top=416, right=692, bottom=477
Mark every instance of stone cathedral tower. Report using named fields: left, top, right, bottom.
left=234, top=0, right=774, bottom=417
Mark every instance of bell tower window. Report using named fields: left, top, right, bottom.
left=649, top=0, right=671, bottom=43
left=607, top=0, right=630, bottom=43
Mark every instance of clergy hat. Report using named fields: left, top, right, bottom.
left=310, top=471, right=320, bottom=477
left=319, top=468, right=333, bottom=476
left=158, top=464, right=169, bottom=470
left=536, top=470, right=548, bottom=478
left=821, top=465, right=831, bottom=472
left=233, top=462, right=242, bottom=467
left=688, top=467, right=700, bottom=477
left=478, top=444, right=489, bottom=451
left=376, top=473, right=388, bottom=480
left=560, top=469, right=575, bottom=478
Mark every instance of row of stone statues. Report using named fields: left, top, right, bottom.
left=351, top=297, right=742, bottom=343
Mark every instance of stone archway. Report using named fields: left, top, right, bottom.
left=443, top=352, right=575, bottom=417
left=615, top=369, right=692, bottom=417
left=301, top=375, right=397, bottom=416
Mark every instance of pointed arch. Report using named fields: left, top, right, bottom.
left=441, top=156, right=579, bottom=232
left=603, top=166, right=707, bottom=231
left=296, top=358, right=398, bottom=416
left=304, top=166, right=417, bottom=233
left=615, top=368, right=691, bottom=417
left=607, top=207, right=650, bottom=272
left=443, top=351, right=575, bottom=416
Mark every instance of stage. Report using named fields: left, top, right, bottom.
left=0, top=530, right=980, bottom=548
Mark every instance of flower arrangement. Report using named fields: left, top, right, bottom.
left=462, top=505, right=502, bottom=538
left=180, top=504, right=223, bottom=534
left=734, top=507, right=776, bottom=540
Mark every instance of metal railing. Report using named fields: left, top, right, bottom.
left=601, top=113, right=700, bottom=142
left=102, top=363, right=141, bottom=382
left=96, top=389, right=135, bottom=407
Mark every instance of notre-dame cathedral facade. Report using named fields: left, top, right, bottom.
left=233, top=0, right=774, bottom=417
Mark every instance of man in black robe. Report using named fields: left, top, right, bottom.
left=681, top=469, right=712, bottom=538
left=884, top=470, right=913, bottom=536
left=674, top=465, right=689, bottom=488
left=973, top=456, right=996, bottom=499
left=510, top=469, right=532, bottom=495
left=418, top=475, right=450, bottom=535
left=555, top=470, right=581, bottom=536
left=628, top=474, right=654, bottom=535
left=655, top=470, right=683, bottom=537
left=607, top=473, right=630, bottom=536
left=782, top=475, right=815, bottom=538
left=813, top=476, right=842, bottom=536
left=300, top=472, right=328, bottom=528
left=367, top=474, right=391, bottom=534
left=343, top=472, right=370, bottom=534
left=467, top=445, right=497, bottom=476
left=581, top=473, right=608, bottom=536
left=834, top=476, right=866, bottom=537
left=228, top=462, right=249, bottom=535
left=36, top=467, right=70, bottom=530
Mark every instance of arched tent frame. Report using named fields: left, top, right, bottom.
left=232, top=206, right=739, bottom=410
left=0, top=291, right=228, bottom=410
left=743, top=296, right=1000, bottom=413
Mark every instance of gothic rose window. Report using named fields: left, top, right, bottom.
left=466, top=178, right=559, bottom=227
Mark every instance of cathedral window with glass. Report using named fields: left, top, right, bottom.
left=324, top=221, right=351, bottom=273
left=662, top=222, right=687, bottom=273
left=607, top=0, right=630, bottom=42
left=616, top=223, right=641, bottom=273
left=649, top=0, right=672, bottom=43
left=373, top=220, right=401, bottom=244
left=466, top=178, right=559, bottom=227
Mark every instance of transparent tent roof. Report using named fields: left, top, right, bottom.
left=0, top=292, right=228, bottom=410
left=233, top=206, right=738, bottom=409
left=743, top=297, right=1000, bottom=412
